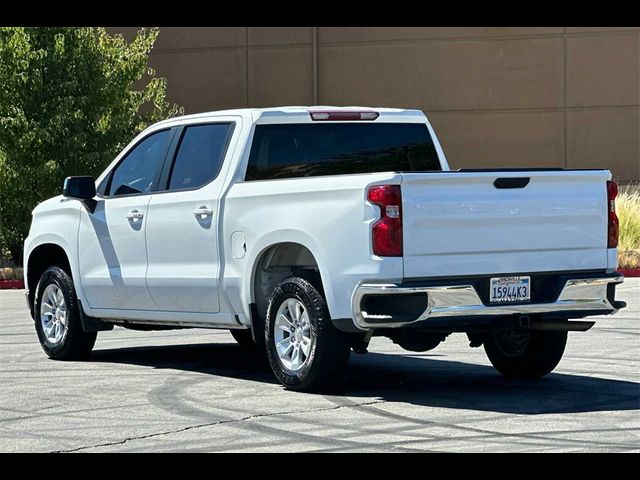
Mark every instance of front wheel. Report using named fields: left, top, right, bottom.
left=34, top=266, right=97, bottom=360
left=265, top=276, right=351, bottom=392
left=484, top=327, right=567, bottom=379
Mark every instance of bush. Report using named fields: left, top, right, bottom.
left=0, top=27, right=182, bottom=265
left=0, top=267, right=23, bottom=281
left=618, top=184, right=640, bottom=269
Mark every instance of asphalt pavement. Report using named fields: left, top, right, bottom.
left=0, top=281, right=638, bottom=452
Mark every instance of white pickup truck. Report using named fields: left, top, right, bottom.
left=24, top=106, right=626, bottom=391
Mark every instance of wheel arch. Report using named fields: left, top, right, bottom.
left=244, top=232, right=336, bottom=337
left=250, top=241, right=327, bottom=316
left=25, top=240, right=75, bottom=318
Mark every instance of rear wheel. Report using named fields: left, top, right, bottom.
left=34, top=266, right=97, bottom=360
left=265, top=276, right=351, bottom=392
left=484, top=327, right=567, bottom=379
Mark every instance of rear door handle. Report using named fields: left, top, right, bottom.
left=126, top=210, right=144, bottom=221
left=194, top=206, right=213, bottom=218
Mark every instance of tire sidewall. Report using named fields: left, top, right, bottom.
left=484, top=328, right=567, bottom=379
left=266, top=279, right=322, bottom=387
left=491, top=328, right=532, bottom=358
left=34, top=267, right=77, bottom=358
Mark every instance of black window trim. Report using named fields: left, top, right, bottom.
left=154, top=120, right=236, bottom=194
left=97, top=127, right=178, bottom=200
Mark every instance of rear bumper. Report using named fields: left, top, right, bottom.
left=351, top=272, right=624, bottom=330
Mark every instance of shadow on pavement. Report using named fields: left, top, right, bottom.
left=90, top=342, right=640, bottom=415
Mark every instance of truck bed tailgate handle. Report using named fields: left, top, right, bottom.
left=494, top=177, right=530, bottom=189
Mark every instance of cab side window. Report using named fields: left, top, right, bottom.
left=108, top=130, right=172, bottom=197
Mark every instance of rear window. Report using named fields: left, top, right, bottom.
left=245, top=123, right=441, bottom=181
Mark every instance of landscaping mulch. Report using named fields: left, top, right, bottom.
left=0, top=279, right=24, bottom=289
left=619, top=268, right=640, bottom=278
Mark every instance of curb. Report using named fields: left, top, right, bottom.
left=619, top=269, right=640, bottom=278
left=0, top=279, right=24, bottom=289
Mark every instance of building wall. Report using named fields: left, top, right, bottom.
left=110, top=27, right=640, bottom=181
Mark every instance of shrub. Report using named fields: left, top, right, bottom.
left=0, top=267, right=23, bottom=280
left=618, top=183, right=640, bottom=269
left=0, top=27, right=182, bottom=265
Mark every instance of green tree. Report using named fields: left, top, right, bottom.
left=0, top=27, right=182, bottom=265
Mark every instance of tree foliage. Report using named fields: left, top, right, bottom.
left=0, top=27, right=182, bottom=264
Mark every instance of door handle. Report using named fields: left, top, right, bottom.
left=194, top=206, right=213, bottom=218
left=126, top=210, right=144, bottom=222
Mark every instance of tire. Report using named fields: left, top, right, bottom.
left=484, top=327, right=567, bottom=379
left=230, top=329, right=259, bottom=349
left=33, top=266, right=97, bottom=360
left=265, top=276, right=351, bottom=392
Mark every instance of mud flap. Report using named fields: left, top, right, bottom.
left=78, top=300, right=113, bottom=332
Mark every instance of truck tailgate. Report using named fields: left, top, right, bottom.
left=401, top=170, right=611, bottom=279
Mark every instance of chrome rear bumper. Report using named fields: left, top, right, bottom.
left=352, top=274, right=624, bottom=330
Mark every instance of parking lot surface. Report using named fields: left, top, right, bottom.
left=0, top=281, right=638, bottom=452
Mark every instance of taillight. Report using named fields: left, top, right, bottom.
left=368, top=185, right=402, bottom=257
left=309, top=111, right=379, bottom=121
left=607, top=180, right=619, bottom=248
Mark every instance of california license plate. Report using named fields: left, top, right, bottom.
left=490, top=276, right=530, bottom=303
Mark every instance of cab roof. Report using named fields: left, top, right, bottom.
left=153, top=106, right=427, bottom=127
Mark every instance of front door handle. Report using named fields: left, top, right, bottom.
left=126, top=210, right=144, bottom=222
left=194, top=206, right=213, bottom=219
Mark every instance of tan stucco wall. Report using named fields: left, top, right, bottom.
left=111, top=27, right=640, bottom=181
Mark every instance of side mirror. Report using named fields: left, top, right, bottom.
left=63, top=176, right=97, bottom=213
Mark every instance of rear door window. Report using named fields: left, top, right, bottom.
left=167, top=123, right=234, bottom=191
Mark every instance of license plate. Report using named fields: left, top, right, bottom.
left=490, top=276, right=530, bottom=303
